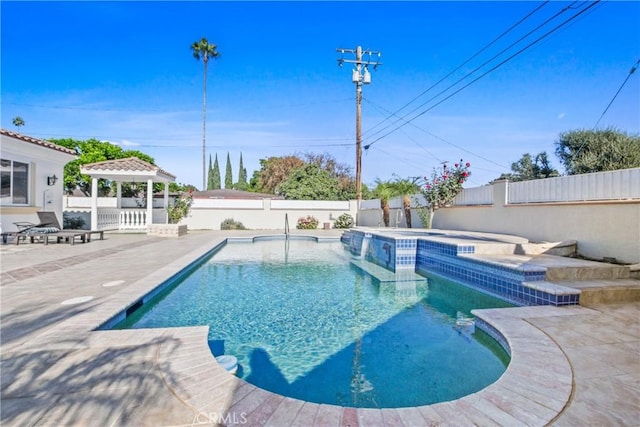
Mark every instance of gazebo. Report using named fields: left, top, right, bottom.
left=80, top=157, right=176, bottom=232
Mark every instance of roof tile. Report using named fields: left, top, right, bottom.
left=0, top=128, right=77, bottom=156
left=82, top=157, right=176, bottom=179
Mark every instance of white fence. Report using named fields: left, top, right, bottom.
left=356, top=168, right=640, bottom=263
left=453, top=185, right=493, bottom=205
left=508, top=168, right=640, bottom=204
left=358, top=168, right=640, bottom=213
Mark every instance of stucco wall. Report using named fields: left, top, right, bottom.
left=433, top=202, right=640, bottom=265
left=356, top=180, right=640, bottom=264
left=186, top=198, right=358, bottom=230
left=1, top=134, right=76, bottom=232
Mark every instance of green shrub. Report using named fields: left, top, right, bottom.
left=63, top=214, right=86, bottom=230
left=168, top=193, right=192, bottom=224
left=296, top=215, right=319, bottom=230
left=221, top=218, right=246, bottom=230
left=334, top=213, right=354, bottom=229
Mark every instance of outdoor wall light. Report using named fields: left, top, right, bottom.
left=47, top=174, right=58, bottom=186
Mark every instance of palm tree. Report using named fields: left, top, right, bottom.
left=373, top=179, right=394, bottom=227
left=12, top=116, right=25, bottom=129
left=191, top=37, right=220, bottom=190
left=390, top=175, right=420, bottom=228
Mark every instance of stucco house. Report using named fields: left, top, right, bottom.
left=0, top=129, right=77, bottom=233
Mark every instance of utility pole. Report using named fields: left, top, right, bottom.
left=337, top=46, right=382, bottom=202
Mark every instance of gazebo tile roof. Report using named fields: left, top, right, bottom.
left=0, top=128, right=77, bottom=156
left=82, top=157, right=176, bottom=179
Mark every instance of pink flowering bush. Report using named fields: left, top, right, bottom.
left=296, top=215, right=319, bottom=230
left=419, top=160, right=471, bottom=228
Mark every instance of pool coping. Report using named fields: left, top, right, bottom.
left=11, top=233, right=592, bottom=425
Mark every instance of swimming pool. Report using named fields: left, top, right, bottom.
left=113, top=238, right=513, bottom=408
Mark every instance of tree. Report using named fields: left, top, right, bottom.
left=12, top=116, right=25, bottom=129
left=390, top=175, right=420, bottom=228
left=50, top=138, right=155, bottom=195
left=419, top=161, right=471, bottom=228
left=207, top=154, right=214, bottom=190
left=169, top=182, right=197, bottom=193
left=304, top=152, right=356, bottom=199
left=255, top=156, right=305, bottom=194
left=249, top=153, right=356, bottom=198
left=492, top=152, right=559, bottom=182
left=191, top=37, right=220, bottom=191
left=225, top=152, right=233, bottom=189
left=275, top=163, right=340, bottom=200
left=555, top=128, right=640, bottom=175
left=211, top=153, right=221, bottom=189
left=236, top=153, right=248, bottom=190
left=373, top=179, right=394, bottom=227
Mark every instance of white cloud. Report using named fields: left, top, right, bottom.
left=107, top=139, right=140, bottom=147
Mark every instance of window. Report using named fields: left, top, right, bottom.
left=0, top=158, right=29, bottom=204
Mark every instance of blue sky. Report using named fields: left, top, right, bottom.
left=2, top=1, right=639, bottom=190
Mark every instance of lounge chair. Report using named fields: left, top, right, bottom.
left=8, top=220, right=87, bottom=246
left=8, top=221, right=52, bottom=245
left=37, top=211, right=105, bottom=242
left=25, top=226, right=88, bottom=246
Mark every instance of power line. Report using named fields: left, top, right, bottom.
left=364, top=0, right=601, bottom=149
left=364, top=0, right=582, bottom=143
left=362, top=97, right=442, bottom=162
left=592, top=58, right=639, bottom=130
left=362, top=0, right=551, bottom=139
left=565, top=58, right=640, bottom=162
left=1, top=97, right=354, bottom=113
left=363, top=97, right=511, bottom=170
left=19, top=131, right=353, bottom=147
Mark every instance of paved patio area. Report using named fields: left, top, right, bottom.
left=1, top=230, right=638, bottom=426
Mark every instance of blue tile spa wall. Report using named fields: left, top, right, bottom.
left=344, top=230, right=416, bottom=273
left=363, top=233, right=397, bottom=271
left=415, top=240, right=579, bottom=306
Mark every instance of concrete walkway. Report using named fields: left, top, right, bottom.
left=1, top=230, right=638, bottom=426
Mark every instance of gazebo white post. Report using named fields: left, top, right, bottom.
left=91, top=177, right=98, bottom=231
left=116, top=181, right=122, bottom=209
left=146, top=179, right=154, bottom=227
left=163, top=182, right=169, bottom=224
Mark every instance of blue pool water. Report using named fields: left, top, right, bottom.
left=114, top=239, right=513, bottom=408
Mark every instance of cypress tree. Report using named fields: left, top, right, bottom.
left=207, top=154, right=214, bottom=190
left=225, top=152, right=233, bottom=189
left=212, top=154, right=221, bottom=189
left=236, top=153, right=247, bottom=190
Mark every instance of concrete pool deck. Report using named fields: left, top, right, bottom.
left=1, top=230, right=638, bottom=426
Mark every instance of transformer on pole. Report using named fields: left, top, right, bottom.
left=337, top=46, right=382, bottom=202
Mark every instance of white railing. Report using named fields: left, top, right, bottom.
left=119, top=209, right=148, bottom=230
left=94, top=208, right=167, bottom=231
left=453, top=185, right=493, bottom=205
left=508, top=168, right=640, bottom=204
left=96, top=208, right=120, bottom=231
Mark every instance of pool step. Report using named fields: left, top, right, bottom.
left=520, top=281, right=581, bottom=306
left=465, top=253, right=630, bottom=281
left=555, top=279, right=640, bottom=305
